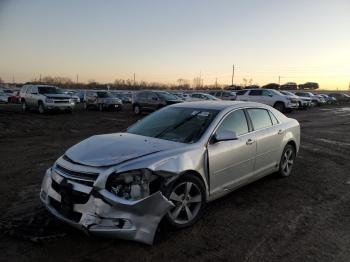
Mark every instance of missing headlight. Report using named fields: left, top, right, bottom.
left=106, top=169, right=159, bottom=200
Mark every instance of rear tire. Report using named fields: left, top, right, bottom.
left=278, top=144, right=296, bottom=177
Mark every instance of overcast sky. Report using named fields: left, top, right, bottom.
left=0, top=0, right=349, bottom=89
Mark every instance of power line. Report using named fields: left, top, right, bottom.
left=231, top=64, right=235, bottom=85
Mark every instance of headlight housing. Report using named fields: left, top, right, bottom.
left=106, top=169, right=158, bottom=201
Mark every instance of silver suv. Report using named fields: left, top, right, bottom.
left=236, top=89, right=299, bottom=112
left=84, top=90, right=123, bottom=111
left=21, top=85, right=75, bottom=113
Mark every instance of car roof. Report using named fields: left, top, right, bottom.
left=170, top=101, right=269, bottom=110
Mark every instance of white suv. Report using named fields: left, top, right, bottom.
left=236, top=89, right=299, bottom=112
left=21, top=85, right=75, bottom=113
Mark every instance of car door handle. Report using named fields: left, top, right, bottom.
left=246, top=139, right=255, bottom=145
left=277, top=129, right=284, bottom=135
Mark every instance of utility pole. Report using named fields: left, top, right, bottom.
left=76, top=74, right=79, bottom=84
left=278, top=76, right=281, bottom=85
left=215, top=78, right=218, bottom=89
left=231, top=64, right=235, bottom=86
left=133, top=73, right=136, bottom=86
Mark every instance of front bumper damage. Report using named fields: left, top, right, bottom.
left=40, top=168, right=174, bottom=244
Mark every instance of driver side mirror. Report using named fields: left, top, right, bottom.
left=213, top=130, right=238, bottom=143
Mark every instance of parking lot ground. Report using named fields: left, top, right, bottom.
left=0, top=103, right=349, bottom=262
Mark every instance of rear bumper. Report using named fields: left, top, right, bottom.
left=40, top=168, right=173, bottom=244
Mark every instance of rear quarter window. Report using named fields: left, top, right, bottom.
left=247, top=108, right=273, bottom=130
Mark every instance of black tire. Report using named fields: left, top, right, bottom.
left=22, top=101, right=28, bottom=112
left=278, top=144, right=296, bottom=177
left=83, top=103, right=89, bottom=110
left=133, top=104, right=141, bottom=115
left=161, top=174, right=206, bottom=229
left=274, top=102, right=285, bottom=112
left=98, top=104, right=104, bottom=111
left=38, top=102, right=45, bottom=114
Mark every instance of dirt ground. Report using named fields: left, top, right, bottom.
left=0, top=103, right=349, bottom=262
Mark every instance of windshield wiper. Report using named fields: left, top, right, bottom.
left=154, top=111, right=201, bottom=139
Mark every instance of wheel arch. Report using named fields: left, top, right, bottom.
left=273, top=100, right=286, bottom=107
left=162, top=169, right=209, bottom=200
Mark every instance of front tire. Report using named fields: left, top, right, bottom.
left=162, top=174, right=206, bottom=229
left=38, top=103, right=45, bottom=114
left=274, top=102, right=285, bottom=112
left=278, top=144, right=296, bottom=177
left=133, top=104, right=141, bottom=115
left=22, top=101, right=28, bottom=112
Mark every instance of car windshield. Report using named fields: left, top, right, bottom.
left=156, top=91, right=180, bottom=101
left=281, top=91, right=294, bottom=96
left=38, top=86, right=63, bottom=94
left=127, top=107, right=219, bottom=143
left=204, top=94, right=219, bottom=100
left=270, top=90, right=284, bottom=96
left=97, top=91, right=113, bottom=98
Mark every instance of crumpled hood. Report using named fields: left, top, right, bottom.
left=65, top=133, right=183, bottom=167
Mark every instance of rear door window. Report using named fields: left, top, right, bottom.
left=247, top=108, right=273, bottom=130
left=248, top=90, right=262, bottom=96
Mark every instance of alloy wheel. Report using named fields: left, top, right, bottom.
left=281, top=146, right=295, bottom=176
left=168, top=182, right=202, bottom=225
left=38, top=104, right=45, bottom=114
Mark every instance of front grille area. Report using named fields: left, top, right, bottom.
left=49, top=197, right=82, bottom=222
left=55, top=164, right=99, bottom=182
left=54, top=100, right=70, bottom=104
left=51, top=179, right=90, bottom=204
left=49, top=179, right=90, bottom=223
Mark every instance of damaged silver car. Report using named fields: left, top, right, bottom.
left=40, top=101, right=300, bottom=244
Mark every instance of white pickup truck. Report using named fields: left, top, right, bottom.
left=236, top=89, right=299, bottom=112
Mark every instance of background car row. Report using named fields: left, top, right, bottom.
left=1, top=84, right=349, bottom=114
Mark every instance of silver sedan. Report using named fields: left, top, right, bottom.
left=40, top=101, right=300, bottom=244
